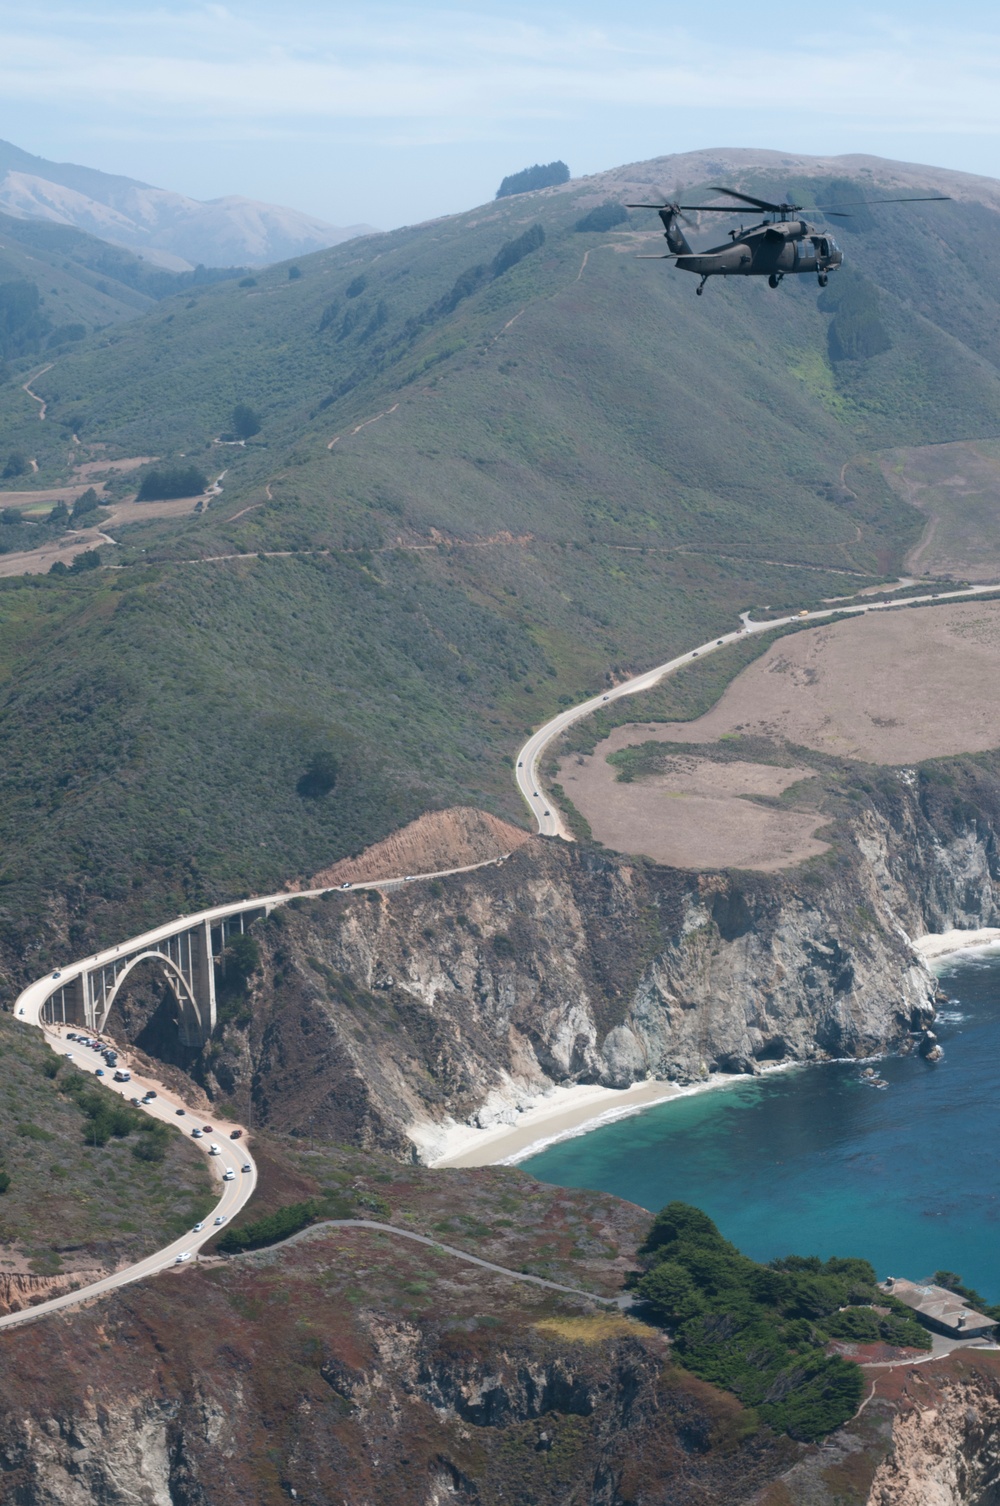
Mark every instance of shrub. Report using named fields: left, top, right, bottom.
left=346, top=275, right=367, bottom=299
left=0, top=506, right=22, bottom=525
left=575, top=201, right=628, bottom=233
left=137, top=464, right=208, bottom=501
left=0, top=1170, right=9, bottom=1194
left=69, top=550, right=101, bottom=573
left=288, top=265, right=302, bottom=280
left=496, top=162, right=569, bottom=198
left=47, top=500, right=70, bottom=527
left=491, top=224, right=545, bottom=278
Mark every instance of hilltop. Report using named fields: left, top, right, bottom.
left=0, top=138, right=374, bottom=270
left=0, top=147, right=997, bottom=964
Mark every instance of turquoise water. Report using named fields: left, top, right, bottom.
left=522, top=950, right=1000, bottom=1300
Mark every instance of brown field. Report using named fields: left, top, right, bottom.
left=628, top=601, right=1000, bottom=764
left=882, top=439, right=1000, bottom=581
left=556, top=601, right=1000, bottom=870
left=557, top=751, right=828, bottom=871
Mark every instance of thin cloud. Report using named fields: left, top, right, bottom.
left=0, top=7, right=996, bottom=138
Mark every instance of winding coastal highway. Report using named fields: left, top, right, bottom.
left=4, top=862, right=512, bottom=1329
left=6, top=574, right=998, bottom=1331
left=515, top=581, right=1000, bottom=838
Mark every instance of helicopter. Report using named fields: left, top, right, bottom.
left=626, top=186, right=950, bottom=295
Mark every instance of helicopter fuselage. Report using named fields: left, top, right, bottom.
left=675, top=218, right=843, bottom=280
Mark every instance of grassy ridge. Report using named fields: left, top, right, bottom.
left=0, top=161, right=995, bottom=958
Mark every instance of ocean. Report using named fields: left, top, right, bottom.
left=522, top=948, right=1000, bottom=1300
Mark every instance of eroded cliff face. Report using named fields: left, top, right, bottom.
left=0, top=1217, right=799, bottom=1506
left=176, top=754, right=1000, bottom=1158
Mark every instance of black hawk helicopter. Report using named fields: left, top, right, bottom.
left=627, top=185, right=950, bottom=295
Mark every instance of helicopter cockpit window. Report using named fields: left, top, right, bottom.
left=817, top=239, right=830, bottom=258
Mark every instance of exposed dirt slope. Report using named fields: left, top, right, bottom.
left=312, top=805, right=531, bottom=886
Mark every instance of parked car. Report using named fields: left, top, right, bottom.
left=191, top=1128, right=203, bottom=1138
left=51, top=971, right=61, bottom=979
left=241, top=1163, right=251, bottom=1173
left=229, top=1129, right=242, bottom=1139
left=223, top=1169, right=235, bottom=1182
left=208, top=1144, right=221, bottom=1156
left=113, top=1070, right=131, bottom=1082
left=202, top=1125, right=213, bottom=1133
left=175, top=1108, right=185, bottom=1116
left=143, top=1090, right=157, bottom=1100
left=175, top=1252, right=191, bottom=1264
left=94, top=1068, right=105, bottom=1076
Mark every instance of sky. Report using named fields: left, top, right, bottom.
left=0, top=1, right=998, bottom=229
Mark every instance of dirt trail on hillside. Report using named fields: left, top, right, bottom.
left=313, top=807, right=531, bottom=887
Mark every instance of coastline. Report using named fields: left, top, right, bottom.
left=429, top=1066, right=798, bottom=1170
left=426, top=928, right=1000, bottom=1172
left=914, top=928, right=1000, bottom=963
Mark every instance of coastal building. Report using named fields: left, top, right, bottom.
left=880, top=1277, right=997, bottom=1339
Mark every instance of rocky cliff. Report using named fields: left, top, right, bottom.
left=162, top=751, right=1000, bottom=1160
left=0, top=1164, right=800, bottom=1506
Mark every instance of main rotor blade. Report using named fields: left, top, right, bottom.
left=807, top=195, right=951, bottom=210
left=708, top=186, right=789, bottom=212
left=626, top=202, right=752, bottom=213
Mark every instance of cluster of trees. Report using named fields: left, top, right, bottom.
left=820, top=271, right=892, bottom=361
left=634, top=1203, right=929, bottom=1440
left=137, top=463, right=208, bottom=501
left=217, top=1197, right=322, bottom=1253
left=434, top=224, right=546, bottom=319
left=575, top=201, right=629, bottom=233
left=496, top=161, right=569, bottom=198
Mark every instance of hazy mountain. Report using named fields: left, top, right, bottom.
left=0, top=139, right=375, bottom=270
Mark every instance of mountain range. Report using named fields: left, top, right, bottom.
left=0, top=138, right=374, bottom=270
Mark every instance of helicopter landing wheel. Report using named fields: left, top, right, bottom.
left=696, top=285, right=704, bottom=296
left=818, top=273, right=828, bottom=287
left=696, top=275, right=709, bottom=297
left=768, top=273, right=782, bottom=290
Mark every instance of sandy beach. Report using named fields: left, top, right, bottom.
left=426, top=1070, right=778, bottom=1169
left=914, top=928, right=1000, bottom=962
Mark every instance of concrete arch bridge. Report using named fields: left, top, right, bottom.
left=40, top=896, right=286, bottom=1047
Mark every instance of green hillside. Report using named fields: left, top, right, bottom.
left=0, top=1011, right=213, bottom=1272
left=0, top=210, right=244, bottom=380
left=0, top=153, right=997, bottom=969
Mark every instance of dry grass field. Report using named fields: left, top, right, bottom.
left=630, top=601, right=1000, bottom=764
left=557, top=750, right=827, bottom=871
left=882, top=439, right=1000, bottom=581
left=557, top=601, right=1000, bottom=870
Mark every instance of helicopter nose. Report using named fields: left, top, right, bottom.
left=830, top=247, right=844, bottom=267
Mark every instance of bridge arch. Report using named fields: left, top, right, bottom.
left=94, top=950, right=204, bottom=1044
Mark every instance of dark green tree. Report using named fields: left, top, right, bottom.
left=231, top=403, right=262, bottom=440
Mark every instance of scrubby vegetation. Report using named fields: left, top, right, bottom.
left=633, top=1203, right=929, bottom=1440
left=0, top=1011, right=213, bottom=1268
left=575, top=201, right=629, bottom=233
